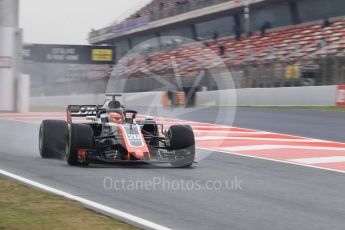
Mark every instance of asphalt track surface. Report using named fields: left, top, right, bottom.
left=0, top=108, right=345, bottom=230
left=174, top=107, right=345, bottom=143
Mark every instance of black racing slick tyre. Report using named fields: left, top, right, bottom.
left=67, top=123, right=94, bottom=166
left=167, top=125, right=195, bottom=150
left=167, top=125, right=195, bottom=167
left=39, top=120, right=68, bottom=159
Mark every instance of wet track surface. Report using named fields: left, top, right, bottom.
left=0, top=108, right=345, bottom=230
left=176, top=107, right=345, bottom=143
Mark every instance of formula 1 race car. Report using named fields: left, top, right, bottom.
left=39, top=94, right=195, bottom=167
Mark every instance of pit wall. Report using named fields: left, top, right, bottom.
left=30, top=85, right=339, bottom=108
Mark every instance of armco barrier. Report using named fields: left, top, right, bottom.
left=31, top=86, right=338, bottom=108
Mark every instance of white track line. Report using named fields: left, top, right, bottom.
left=218, top=145, right=345, bottom=151
left=198, top=147, right=345, bottom=174
left=190, top=125, right=244, bottom=129
left=193, top=130, right=268, bottom=134
left=289, top=156, right=345, bottom=164
left=195, top=136, right=324, bottom=142
left=0, top=169, right=171, bottom=230
left=161, top=117, right=345, bottom=145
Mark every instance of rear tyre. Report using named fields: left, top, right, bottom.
left=67, top=123, right=94, bottom=166
left=39, top=120, right=68, bottom=159
left=167, top=125, right=195, bottom=167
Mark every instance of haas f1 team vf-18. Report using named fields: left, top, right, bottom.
left=39, top=94, right=195, bottom=167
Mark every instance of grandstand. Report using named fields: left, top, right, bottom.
left=113, top=18, right=344, bottom=79
left=125, top=0, right=230, bottom=21
left=89, top=0, right=345, bottom=48
left=29, top=0, right=345, bottom=96
left=87, top=0, right=345, bottom=93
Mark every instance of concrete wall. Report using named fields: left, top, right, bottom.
left=31, top=86, right=338, bottom=108
left=238, top=86, right=337, bottom=106
left=196, top=85, right=338, bottom=106
left=31, top=91, right=165, bottom=108
left=31, top=94, right=105, bottom=107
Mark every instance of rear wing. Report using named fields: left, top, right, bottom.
left=67, top=105, right=102, bottom=123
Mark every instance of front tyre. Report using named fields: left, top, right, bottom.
left=67, top=123, right=94, bottom=166
left=39, top=120, right=68, bottom=159
left=167, top=125, right=195, bottom=167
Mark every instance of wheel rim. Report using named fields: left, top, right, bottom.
left=39, top=125, right=43, bottom=153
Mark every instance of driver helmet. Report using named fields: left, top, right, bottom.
left=108, top=113, right=122, bottom=124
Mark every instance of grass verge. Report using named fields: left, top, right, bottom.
left=0, top=177, right=137, bottom=230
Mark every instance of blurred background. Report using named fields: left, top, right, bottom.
left=1, top=0, right=345, bottom=111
